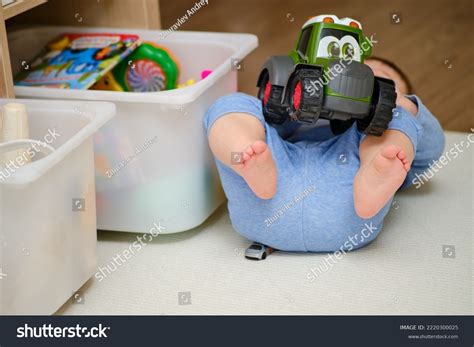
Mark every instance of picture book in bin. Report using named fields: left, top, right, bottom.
left=15, top=33, right=140, bottom=89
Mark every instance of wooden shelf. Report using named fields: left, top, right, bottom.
left=2, top=0, right=47, bottom=20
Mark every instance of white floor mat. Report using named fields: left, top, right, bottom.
left=57, top=132, right=473, bottom=315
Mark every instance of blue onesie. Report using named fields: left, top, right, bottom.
left=204, top=93, right=445, bottom=252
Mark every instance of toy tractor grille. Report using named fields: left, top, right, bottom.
left=327, top=61, right=374, bottom=99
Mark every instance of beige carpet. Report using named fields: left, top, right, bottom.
left=57, top=132, right=473, bottom=315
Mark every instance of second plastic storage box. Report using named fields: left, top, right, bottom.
left=9, top=26, right=258, bottom=234
left=0, top=99, right=115, bottom=314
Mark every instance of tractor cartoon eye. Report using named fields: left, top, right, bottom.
left=327, top=41, right=340, bottom=58
left=342, top=43, right=354, bottom=59
left=339, top=35, right=361, bottom=61
left=316, top=36, right=341, bottom=59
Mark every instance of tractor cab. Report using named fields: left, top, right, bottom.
left=292, top=15, right=371, bottom=66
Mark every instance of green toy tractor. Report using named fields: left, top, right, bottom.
left=257, top=14, right=397, bottom=136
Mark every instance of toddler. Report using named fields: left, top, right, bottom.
left=204, top=59, right=445, bottom=252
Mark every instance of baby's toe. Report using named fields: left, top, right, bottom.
left=397, top=149, right=407, bottom=161
left=245, top=146, right=254, bottom=156
left=381, top=145, right=400, bottom=159
left=242, top=152, right=251, bottom=162
left=251, top=140, right=267, bottom=155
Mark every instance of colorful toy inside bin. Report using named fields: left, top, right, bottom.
left=93, top=42, right=180, bottom=92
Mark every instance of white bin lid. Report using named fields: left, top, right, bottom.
left=0, top=99, right=115, bottom=186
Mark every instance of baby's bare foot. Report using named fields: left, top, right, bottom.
left=235, top=140, right=277, bottom=199
left=354, top=145, right=410, bottom=219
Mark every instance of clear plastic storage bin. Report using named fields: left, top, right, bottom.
left=9, top=26, right=258, bottom=234
left=0, top=99, right=115, bottom=314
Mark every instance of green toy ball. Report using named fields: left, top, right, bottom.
left=112, top=42, right=180, bottom=92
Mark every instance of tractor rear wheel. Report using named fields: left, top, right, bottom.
left=257, top=71, right=289, bottom=125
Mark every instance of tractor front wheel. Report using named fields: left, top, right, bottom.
left=288, top=68, right=324, bottom=124
left=357, top=77, right=397, bottom=136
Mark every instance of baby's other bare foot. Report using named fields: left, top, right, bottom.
left=235, top=140, right=277, bottom=199
left=354, top=145, right=410, bottom=219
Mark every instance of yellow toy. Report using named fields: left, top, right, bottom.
left=177, top=78, right=196, bottom=89
left=92, top=71, right=124, bottom=91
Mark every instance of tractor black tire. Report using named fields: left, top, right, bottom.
left=288, top=68, right=324, bottom=124
left=257, top=71, right=289, bottom=125
left=357, top=77, right=397, bottom=136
